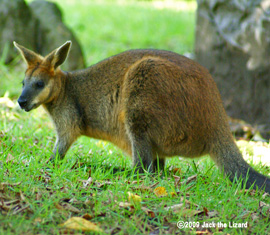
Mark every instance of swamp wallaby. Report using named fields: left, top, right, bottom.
left=14, top=41, right=270, bottom=192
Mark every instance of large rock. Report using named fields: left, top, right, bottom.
left=195, top=0, right=270, bottom=138
left=29, top=0, right=85, bottom=70
left=0, top=0, right=85, bottom=70
left=0, top=0, right=38, bottom=63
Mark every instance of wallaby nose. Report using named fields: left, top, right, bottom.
left=18, top=97, right=28, bottom=109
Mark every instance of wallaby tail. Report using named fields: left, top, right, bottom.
left=210, top=140, right=270, bottom=193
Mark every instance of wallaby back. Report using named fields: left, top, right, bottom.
left=14, top=41, right=270, bottom=193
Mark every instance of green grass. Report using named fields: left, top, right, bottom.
left=63, top=1, right=195, bottom=66
left=1, top=1, right=270, bottom=234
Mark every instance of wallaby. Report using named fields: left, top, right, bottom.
left=14, top=41, right=270, bottom=192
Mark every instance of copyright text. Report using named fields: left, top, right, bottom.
left=177, top=221, right=248, bottom=229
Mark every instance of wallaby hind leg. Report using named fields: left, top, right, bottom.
left=130, top=134, right=154, bottom=173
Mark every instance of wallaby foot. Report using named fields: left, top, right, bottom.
left=130, top=134, right=153, bottom=173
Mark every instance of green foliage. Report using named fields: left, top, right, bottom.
left=58, top=1, right=195, bottom=66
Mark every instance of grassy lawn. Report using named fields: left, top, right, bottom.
left=1, top=1, right=270, bottom=234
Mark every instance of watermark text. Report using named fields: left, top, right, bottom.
left=177, top=221, right=248, bottom=229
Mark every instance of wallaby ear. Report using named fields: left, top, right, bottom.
left=13, top=41, right=42, bottom=66
left=45, top=41, right=72, bottom=69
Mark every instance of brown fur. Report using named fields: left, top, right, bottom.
left=14, top=41, right=270, bottom=192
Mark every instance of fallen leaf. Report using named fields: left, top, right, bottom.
left=150, top=182, right=159, bottom=188
left=185, top=175, right=197, bottom=185
left=172, top=167, right=182, bottom=175
left=240, top=211, right=251, bottom=220
left=173, top=175, right=181, bottom=188
left=82, top=213, right=94, bottom=220
left=175, top=175, right=197, bottom=188
left=259, top=201, right=270, bottom=217
left=184, top=199, right=199, bottom=208
left=203, top=207, right=209, bottom=216
left=35, top=191, right=42, bottom=201
left=165, top=203, right=184, bottom=212
left=70, top=159, right=78, bottom=169
left=111, top=227, right=121, bottom=234
left=141, top=207, right=155, bottom=218
left=128, top=192, right=142, bottom=204
left=131, top=185, right=153, bottom=193
left=250, top=212, right=260, bottom=221
left=169, top=199, right=203, bottom=218
left=82, top=177, right=93, bottom=188
left=19, top=191, right=26, bottom=201
left=60, top=217, right=103, bottom=232
left=170, top=192, right=177, bottom=197
left=62, top=203, right=81, bottom=213
left=262, top=192, right=269, bottom=199
left=118, top=201, right=135, bottom=213
left=3, top=199, right=20, bottom=206
left=34, top=217, right=44, bottom=224
left=0, top=182, right=21, bottom=188
left=6, top=154, right=15, bottom=163
left=0, top=97, right=15, bottom=108
left=206, top=210, right=219, bottom=218
left=181, top=208, right=204, bottom=217
left=127, top=180, right=144, bottom=185
left=154, top=187, right=168, bottom=197
left=195, top=230, right=210, bottom=234
left=119, top=202, right=132, bottom=208
left=55, top=202, right=81, bottom=213
left=13, top=204, right=31, bottom=215
left=96, top=181, right=113, bottom=188
left=259, top=201, right=269, bottom=208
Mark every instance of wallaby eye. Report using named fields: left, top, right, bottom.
left=21, top=80, right=25, bottom=87
left=36, top=81, right=45, bottom=89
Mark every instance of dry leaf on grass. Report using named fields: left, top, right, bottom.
left=13, top=204, right=31, bottom=215
left=180, top=208, right=205, bottom=217
left=0, top=97, right=15, bottom=108
left=6, top=154, right=15, bottom=163
left=141, top=206, right=155, bottom=218
left=173, top=175, right=181, bottom=188
left=172, top=167, right=182, bottom=175
left=154, top=187, right=168, bottom=197
left=206, top=210, right=219, bottom=218
left=118, top=201, right=135, bottom=213
left=166, top=202, right=204, bottom=217
left=131, top=185, right=154, bottom=193
left=60, top=217, right=103, bottom=232
left=183, top=175, right=197, bottom=185
left=55, top=202, right=81, bottom=214
left=34, top=217, right=44, bottom=224
left=174, top=174, right=197, bottom=189
left=259, top=201, right=270, bottom=217
left=0, top=182, right=21, bottom=190
left=96, top=181, right=113, bottom=188
left=82, top=213, right=94, bottom=220
left=125, top=180, right=144, bottom=185
left=195, top=230, right=211, bottom=234
left=165, top=200, right=215, bottom=218
left=128, top=192, right=142, bottom=204
left=82, top=177, right=93, bottom=188
left=150, top=182, right=159, bottom=188
left=119, top=202, right=133, bottom=208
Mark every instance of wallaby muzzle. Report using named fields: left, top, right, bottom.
left=18, top=87, right=37, bottom=112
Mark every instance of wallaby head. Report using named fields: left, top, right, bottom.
left=14, top=41, right=71, bottom=112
